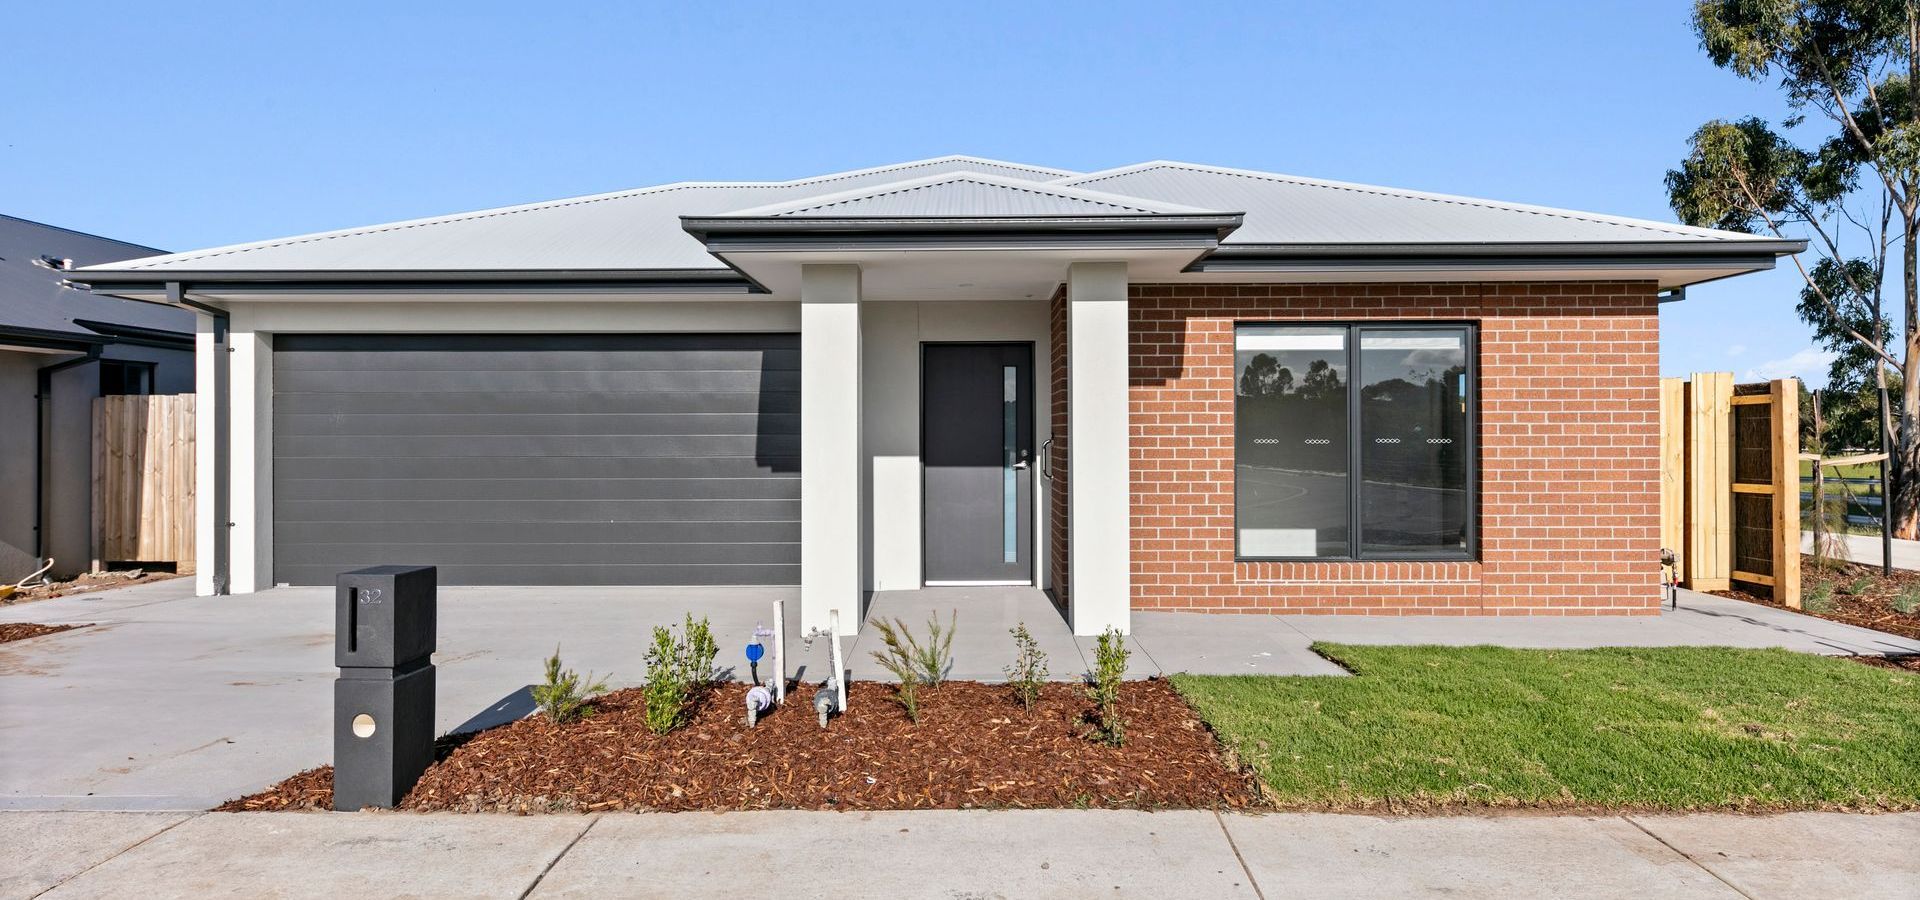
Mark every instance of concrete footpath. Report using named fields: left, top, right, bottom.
left=4, top=809, right=1914, bottom=899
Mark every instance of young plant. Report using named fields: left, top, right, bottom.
left=1804, top=580, right=1836, bottom=615
left=1085, top=627, right=1129, bottom=747
left=642, top=614, right=720, bottom=735
left=1845, top=575, right=1877, bottom=597
left=1895, top=585, right=1920, bottom=616
left=1004, top=622, right=1048, bottom=712
left=906, top=610, right=956, bottom=684
left=868, top=618, right=927, bottom=722
left=531, top=647, right=608, bottom=725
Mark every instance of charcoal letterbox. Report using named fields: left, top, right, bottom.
left=336, top=565, right=436, bottom=669
left=334, top=564, right=437, bottom=811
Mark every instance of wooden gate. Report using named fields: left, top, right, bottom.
left=1658, top=374, right=1799, bottom=607
left=91, top=394, right=196, bottom=571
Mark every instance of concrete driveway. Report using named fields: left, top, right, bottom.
left=3, top=580, right=1915, bottom=811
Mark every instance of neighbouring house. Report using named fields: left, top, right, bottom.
left=1, top=215, right=195, bottom=582
left=65, top=157, right=1800, bottom=634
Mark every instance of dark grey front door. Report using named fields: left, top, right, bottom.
left=271, top=333, right=799, bottom=587
left=922, top=343, right=1034, bottom=584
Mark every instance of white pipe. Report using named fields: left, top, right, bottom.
left=829, top=609, right=846, bottom=712
left=772, top=598, right=786, bottom=705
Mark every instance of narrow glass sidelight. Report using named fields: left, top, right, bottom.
left=1002, top=364, right=1018, bottom=563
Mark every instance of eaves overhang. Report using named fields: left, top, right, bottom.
left=63, top=267, right=763, bottom=305
left=1187, top=238, right=1807, bottom=288
left=681, top=213, right=1245, bottom=255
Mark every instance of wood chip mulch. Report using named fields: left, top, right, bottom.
left=0, top=623, right=85, bottom=644
left=1715, top=554, right=1920, bottom=640
left=218, top=679, right=1262, bottom=813
left=1850, top=655, right=1920, bottom=673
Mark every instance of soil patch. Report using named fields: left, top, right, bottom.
left=1851, top=655, right=1920, bottom=673
left=220, top=679, right=1260, bottom=813
left=0, top=623, right=85, bottom=644
left=2, top=569, right=183, bottom=606
left=1715, top=554, right=1920, bottom=640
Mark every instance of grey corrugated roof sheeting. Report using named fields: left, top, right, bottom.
left=72, top=155, right=1791, bottom=280
left=85, top=157, right=1083, bottom=274
left=0, top=215, right=191, bottom=338
left=1058, top=162, right=1780, bottom=247
left=724, top=173, right=1220, bottom=218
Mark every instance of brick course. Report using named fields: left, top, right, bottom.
left=1051, top=281, right=1663, bottom=616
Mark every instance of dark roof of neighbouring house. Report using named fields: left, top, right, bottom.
left=0, top=215, right=191, bottom=348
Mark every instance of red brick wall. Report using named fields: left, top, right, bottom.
left=1116, top=281, right=1663, bottom=615
left=1048, top=285, right=1070, bottom=611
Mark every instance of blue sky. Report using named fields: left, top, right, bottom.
left=3, top=1, right=1829, bottom=383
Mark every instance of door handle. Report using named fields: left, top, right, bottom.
left=1038, top=438, right=1053, bottom=480
left=1012, top=447, right=1031, bottom=470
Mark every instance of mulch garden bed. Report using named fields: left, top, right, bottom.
left=1715, top=554, right=1920, bottom=641
left=220, top=679, right=1262, bottom=813
left=1, top=569, right=182, bottom=606
left=0, top=623, right=85, bottom=644
left=1851, top=655, right=1920, bottom=673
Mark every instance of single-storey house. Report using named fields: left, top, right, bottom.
left=66, top=156, right=1800, bottom=635
left=2, top=215, right=194, bottom=583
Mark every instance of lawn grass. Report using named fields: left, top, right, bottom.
left=1172, top=644, right=1920, bottom=812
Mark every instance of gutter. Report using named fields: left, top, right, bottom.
left=34, top=345, right=102, bottom=567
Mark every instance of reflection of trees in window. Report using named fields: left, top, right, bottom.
left=1235, top=353, right=1348, bottom=474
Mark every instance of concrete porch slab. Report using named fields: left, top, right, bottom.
left=855, top=587, right=1086, bottom=681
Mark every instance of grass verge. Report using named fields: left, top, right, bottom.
left=1172, top=644, right=1920, bottom=812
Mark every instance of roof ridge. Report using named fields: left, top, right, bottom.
left=740, top=171, right=1185, bottom=217
left=1066, top=161, right=1750, bottom=242
left=99, top=156, right=1079, bottom=271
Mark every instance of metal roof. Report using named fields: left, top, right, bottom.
left=721, top=173, right=1217, bottom=218
left=71, top=154, right=1791, bottom=281
left=0, top=215, right=191, bottom=341
left=1058, top=161, right=1775, bottom=247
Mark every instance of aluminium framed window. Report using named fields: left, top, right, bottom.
left=1233, top=322, right=1477, bottom=562
left=99, top=359, right=155, bottom=396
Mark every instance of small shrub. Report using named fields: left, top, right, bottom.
left=867, top=614, right=948, bottom=717
left=531, top=647, right=608, bottom=725
left=1804, top=580, right=1835, bottom=615
left=1005, top=622, right=1049, bottom=712
left=1086, top=627, right=1129, bottom=747
left=1845, top=575, right=1877, bottom=596
left=643, top=614, right=720, bottom=734
left=1893, top=585, right=1920, bottom=616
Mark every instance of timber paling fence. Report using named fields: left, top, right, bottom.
left=91, top=394, right=196, bottom=573
left=1659, top=374, right=1801, bottom=609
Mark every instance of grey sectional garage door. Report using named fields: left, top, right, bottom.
left=272, top=334, right=799, bottom=586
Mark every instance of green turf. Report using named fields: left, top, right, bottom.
left=1172, top=645, right=1920, bottom=812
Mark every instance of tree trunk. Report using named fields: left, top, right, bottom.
left=1898, top=226, right=1920, bottom=539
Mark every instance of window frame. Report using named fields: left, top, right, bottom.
left=98, top=359, right=156, bottom=397
left=1231, top=321, right=1479, bottom=563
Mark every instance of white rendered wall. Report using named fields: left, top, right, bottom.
left=1066, top=262, right=1132, bottom=635
left=799, top=268, right=864, bottom=636
left=194, top=317, right=218, bottom=596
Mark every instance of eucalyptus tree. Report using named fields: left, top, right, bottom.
left=1666, top=0, right=1919, bottom=537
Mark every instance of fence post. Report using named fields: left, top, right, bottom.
left=1771, top=378, right=1802, bottom=609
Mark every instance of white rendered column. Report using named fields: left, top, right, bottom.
left=1067, top=261, right=1132, bottom=635
left=800, top=264, right=863, bottom=636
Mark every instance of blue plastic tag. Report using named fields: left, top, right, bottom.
left=745, top=642, right=765, bottom=663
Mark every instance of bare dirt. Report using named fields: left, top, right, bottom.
left=3, top=569, right=183, bottom=606
left=0, top=623, right=85, bottom=644
left=219, top=679, right=1262, bottom=813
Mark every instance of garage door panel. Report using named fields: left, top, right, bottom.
left=276, top=541, right=797, bottom=568
left=272, top=333, right=799, bottom=586
left=280, top=433, right=800, bottom=460
left=273, top=412, right=800, bottom=438
left=274, top=368, right=798, bottom=395
left=275, top=454, right=798, bottom=481
left=276, top=475, right=799, bottom=502
left=278, top=519, right=800, bottom=546
left=277, top=347, right=800, bottom=373
left=274, top=562, right=801, bottom=588
left=275, top=390, right=801, bottom=416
